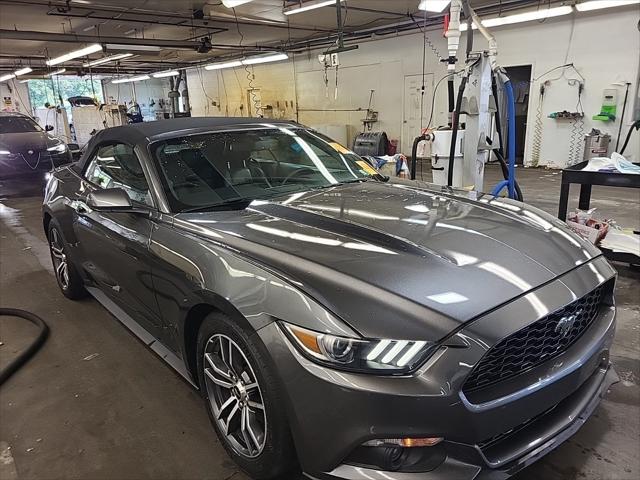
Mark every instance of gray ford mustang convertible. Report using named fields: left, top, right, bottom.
left=43, top=117, right=617, bottom=480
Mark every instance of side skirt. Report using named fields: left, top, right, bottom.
left=86, top=286, right=197, bottom=388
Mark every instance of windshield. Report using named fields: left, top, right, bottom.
left=0, top=116, right=43, bottom=134
left=152, top=126, right=377, bottom=212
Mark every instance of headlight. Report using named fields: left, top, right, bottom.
left=0, top=149, right=10, bottom=155
left=47, top=143, right=67, bottom=153
left=281, top=323, right=434, bottom=375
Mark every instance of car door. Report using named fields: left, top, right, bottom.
left=71, top=142, right=164, bottom=335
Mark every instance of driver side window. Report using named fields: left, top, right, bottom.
left=84, top=143, right=153, bottom=207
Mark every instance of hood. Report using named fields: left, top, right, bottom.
left=176, top=180, right=600, bottom=341
left=0, top=131, right=57, bottom=154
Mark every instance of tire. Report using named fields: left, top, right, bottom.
left=47, top=221, right=87, bottom=300
left=196, top=313, right=296, bottom=479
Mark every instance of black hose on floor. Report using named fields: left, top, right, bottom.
left=0, top=308, right=49, bottom=385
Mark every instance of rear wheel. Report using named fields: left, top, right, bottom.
left=197, top=313, right=296, bottom=479
left=48, top=221, right=86, bottom=300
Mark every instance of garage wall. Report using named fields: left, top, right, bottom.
left=0, top=79, right=32, bottom=114
left=102, top=77, right=171, bottom=121
left=187, top=7, right=640, bottom=167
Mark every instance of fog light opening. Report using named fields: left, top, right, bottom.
left=348, top=437, right=447, bottom=473
left=383, top=446, right=405, bottom=471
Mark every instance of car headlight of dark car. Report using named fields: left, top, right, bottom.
left=47, top=143, right=68, bottom=153
left=281, top=322, right=435, bottom=374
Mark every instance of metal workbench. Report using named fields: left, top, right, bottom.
left=558, top=160, right=640, bottom=264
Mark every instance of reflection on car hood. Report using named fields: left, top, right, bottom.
left=176, top=180, right=601, bottom=341
left=0, top=131, right=57, bottom=154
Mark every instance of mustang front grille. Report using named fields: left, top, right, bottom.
left=463, top=285, right=605, bottom=393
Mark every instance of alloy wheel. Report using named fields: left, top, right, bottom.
left=204, top=334, right=267, bottom=458
left=50, top=228, right=69, bottom=290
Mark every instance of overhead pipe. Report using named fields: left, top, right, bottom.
left=0, top=29, right=202, bottom=50
left=464, top=4, right=498, bottom=72
left=2, top=0, right=333, bottom=33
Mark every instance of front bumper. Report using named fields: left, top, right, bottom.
left=0, top=151, right=71, bottom=178
left=258, top=256, right=618, bottom=479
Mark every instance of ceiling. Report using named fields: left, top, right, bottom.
left=0, top=0, right=541, bottom=78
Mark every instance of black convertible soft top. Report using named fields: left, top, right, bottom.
left=77, top=116, right=302, bottom=169
left=101, top=117, right=299, bottom=143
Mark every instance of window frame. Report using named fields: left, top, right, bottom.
left=82, top=141, right=157, bottom=210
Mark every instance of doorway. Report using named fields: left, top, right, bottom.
left=402, top=74, right=433, bottom=154
left=503, top=65, right=532, bottom=165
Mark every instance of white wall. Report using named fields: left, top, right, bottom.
left=0, top=78, right=32, bottom=114
left=102, top=77, right=171, bottom=121
left=187, top=7, right=640, bottom=167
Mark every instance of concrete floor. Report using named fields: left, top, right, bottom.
left=0, top=165, right=638, bottom=480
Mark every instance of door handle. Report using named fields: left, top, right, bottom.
left=70, top=200, right=91, bottom=215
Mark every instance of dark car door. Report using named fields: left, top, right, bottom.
left=70, top=142, right=164, bottom=335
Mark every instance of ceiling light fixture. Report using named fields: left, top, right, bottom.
left=111, top=74, right=150, bottom=84
left=459, top=6, right=573, bottom=31
left=221, top=0, right=254, bottom=7
left=84, top=53, right=134, bottom=67
left=46, top=43, right=103, bottom=66
left=418, top=0, right=451, bottom=12
left=205, top=60, right=243, bottom=70
left=284, top=0, right=345, bottom=16
left=14, top=67, right=33, bottom=76
left=152, top=70, right=180, bottom=78
left=47, top=69, right=66, bottom=76
left=204, top=53, right=288, bottom=70
left=242, top=53, right=288, bottom=65
left=575, top=0, right=639, bottom=12
left=0, top=74, right=16, bottom=82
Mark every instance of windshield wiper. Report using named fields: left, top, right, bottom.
left=182, top=198, right=254, bottom=213
left=339, top=178, right=369, bottom=184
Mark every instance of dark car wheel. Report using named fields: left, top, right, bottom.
left=197, top=313, right=296, bottom=479
left=48, top=221, right=87, bottom=300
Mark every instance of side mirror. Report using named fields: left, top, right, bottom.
left=45, top=125, right=54, bottom=132
left=87, top=188, right=148, bottom=214
left=67, top=143, right=82, bottom=160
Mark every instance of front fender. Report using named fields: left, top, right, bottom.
left=148, top=220, right=358, bottom=379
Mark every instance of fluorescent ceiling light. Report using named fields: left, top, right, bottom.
left=14, top=67, right=33, bottom=76
left=204, top=53, right=288, bottom=70
left=205, top=60, right=243, bottom=70
left=418, top=0, right=451, bottom=12
left=84, top=53, right=133, bottom=67
left=576, top=0, right=639, bottom=12
left=0, top=74, right=16, bottom=82
left=459, top=6, right=572, bottom=30
left=222, top=0, right=254, bottom=7
left=46, top=43, right=103, bottom=66
left=242, top=53, right=288, bottom=65
left=284, top=0, right=345, bottom=16
left=111, top=75, right=150, bottom=84
left=152, top=70, right=180, bottom=78
left=47, top=69, right=66, bottom=76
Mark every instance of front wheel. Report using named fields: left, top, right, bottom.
left=196, top=313, right=296, bottom=479
left=48, top=221, right=87, bottom=300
